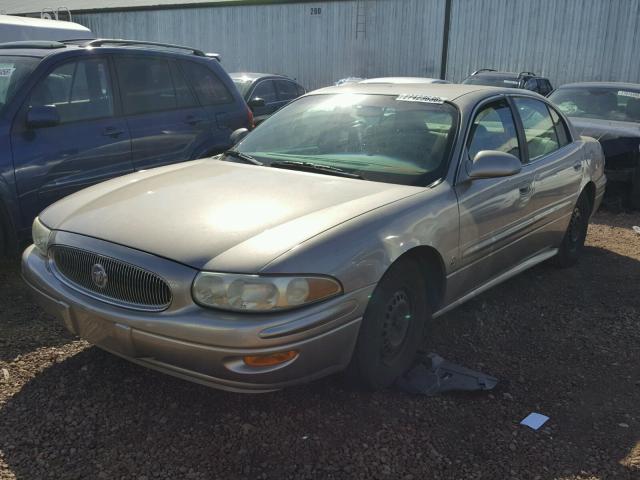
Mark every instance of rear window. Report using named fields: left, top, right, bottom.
left=0, top=56, right=39, bottom=114
left=181, top=61, right=233, bottom=105
left=115, top=56, right=180, bottom=115
left=549, top=87, right=640, bottom=122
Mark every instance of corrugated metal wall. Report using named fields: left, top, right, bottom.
left=75, top=0, right=446, bottom=90
left=447, top=0, right=640, bottom=85
left=74, top=0, right=640, bottom=90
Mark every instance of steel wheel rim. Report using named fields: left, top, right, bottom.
left=380, top=289, right=412, bottom=364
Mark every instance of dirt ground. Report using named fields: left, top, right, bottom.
left=0, top=210, right=638, bottom=480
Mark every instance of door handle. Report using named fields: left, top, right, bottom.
left=102, top=126, right=125, bottom=138
left=519, top=184, right=532, bottom=196
left=185, top=115, right=205, bottom=126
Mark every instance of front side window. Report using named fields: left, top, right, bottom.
left=276, top=80, right=300, bottom=101
left=467, top=100, right=520, bottom=160
left=549, top=87, right=640, bottom=122
left=234, top=93, right=458, bottom=186
left=0, top=56, right=40, bottom=114
left=116, top=57, right=177, bottom=115
left=513, top=97, right=560, bottom=160
left=182, top=61, right=233, bottom=105
left=251, top=80, right=277, bottom=103
left=29, top=58, right=114, bottom=123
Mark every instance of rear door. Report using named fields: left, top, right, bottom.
left=511, top=96, right=583, bottom=249
left=11, top=55, right=133, bottom=228
left=114, top=54, right=211, bottom=170
left=180, top=59, right=245, bottom=153
left=454, top=98, right=537, bottom=293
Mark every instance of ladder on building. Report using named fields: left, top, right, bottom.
left=355, top=0, right=367, bottom=39
left=41, top=6, right=73, bottom=22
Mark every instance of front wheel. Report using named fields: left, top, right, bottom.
left=554, top=192, right=590, bottom=268
left=347, top=257, right=429, bottom=390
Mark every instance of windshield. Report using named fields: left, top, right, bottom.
left=549, top=87, right=640, bottom=122
left=0, top=56, right=39, bottom=114
left=231, top=77, right=253, bottom=97
left=463, top=76, right=520, bottom=88
left=234, top=93, right=458, bottom=186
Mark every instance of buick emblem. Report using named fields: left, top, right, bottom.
left=91, top=263, right=108, bottom=289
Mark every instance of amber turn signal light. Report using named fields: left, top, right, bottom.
left=243, top=350, right=298, bottom=367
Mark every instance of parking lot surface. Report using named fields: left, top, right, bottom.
left=1, top=211, right=638, bottom=480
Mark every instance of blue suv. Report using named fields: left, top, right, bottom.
left=0, top=39, right=252, bottom=255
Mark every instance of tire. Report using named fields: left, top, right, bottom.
left=347, top=257, right=429, bottom=390
left=631, top=166, right=640, bottom=210
left=554, top=192, right=591, bottom=268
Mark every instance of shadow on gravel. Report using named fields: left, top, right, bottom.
left=0, top=246, right=638, bottom=479
left=0, top=259, right=75, bottom=361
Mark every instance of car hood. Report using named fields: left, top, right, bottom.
left=569, top=117, right=640, bottom=141
left=41, top=159, right=421, bottom=272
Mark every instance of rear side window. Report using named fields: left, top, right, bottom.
left=251, top=80, right=277, bottom=103
left=297, top=84, right=306, bottom=96
left=170, top=62, right=197, bottom=108
left=181, top=61, right=233, bottom=105
left=513, top=97, right=560, bottom=161
left=116, top=57, right=178, bottom=115
left=29, top=57, right=114, bottom=123
left=548, top=106, right=571, bottom=147
left=467, top=100, right=520, bottom=160
left=275, top=80, right=300, bottom=101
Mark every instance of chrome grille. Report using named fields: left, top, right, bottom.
left=50, top=246, right=172, bottom=311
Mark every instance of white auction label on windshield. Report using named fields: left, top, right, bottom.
left=0, top=64, right=15, bottom=77
left=618, top=90, right=640, bottom=99
left=396, top=94, right=446, bottom=104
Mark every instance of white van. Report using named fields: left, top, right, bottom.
left=0, top=15, right=94, bottom=43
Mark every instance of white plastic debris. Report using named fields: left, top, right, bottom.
left=633, top=226, right=640, bottom=234
left=1, top=368, right=8, bottom=381
left=520, top=412, right=549, bottom=430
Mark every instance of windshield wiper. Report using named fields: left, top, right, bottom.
left=223, top=150, right=263, bottom=166
left=270, top=160, right=363, bottom=179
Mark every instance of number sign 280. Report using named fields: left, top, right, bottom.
left=310, top=7, right=322, bottom=15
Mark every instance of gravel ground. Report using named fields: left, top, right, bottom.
left=1, top=210, right=638, bottom=480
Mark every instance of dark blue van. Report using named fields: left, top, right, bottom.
left=0, top=39, right=252, bottom=255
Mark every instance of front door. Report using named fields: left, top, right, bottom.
left=114, top=55, right=212, bottom=170
left=454, top=98, right=536, bottom=296
left=11, top=56, right=133, bottom=231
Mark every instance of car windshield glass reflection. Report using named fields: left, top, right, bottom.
left=549, top=87, right=640, bottom=123
left=231, top=78, right=253, bottom=97
left=235, top=94, right=458, bottom=186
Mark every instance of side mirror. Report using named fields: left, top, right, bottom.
left=247, top=97, right=265, bottom=108
left=26, top=105, right=60, bottom=129
left=230, top=128, right=249, bottom=145
left=467, top=150, right=522, bottom=179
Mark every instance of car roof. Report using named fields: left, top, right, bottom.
left=229, top=72, right=292, bottom=81
left=557, top=81, right=640, bottom=90
left=310, top=82, right=541, bottom=102
left=0, top=39, right=214, bottom=60
left=360, top=77, right=450, bottom=84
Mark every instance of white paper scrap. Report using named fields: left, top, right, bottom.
left=520, top=412, right=549, bottom=430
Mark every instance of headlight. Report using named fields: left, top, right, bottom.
left=192, top=272, right=342, bottom=312
left=32, top=217, right=52, bottom=255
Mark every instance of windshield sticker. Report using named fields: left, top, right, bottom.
left=396, top=94, right=446, bottom=104
left=618, top=90, right=640, bottom=99
left=503, top=80, right=519, bottom=85
left=0, top=64, right=15, bottom=77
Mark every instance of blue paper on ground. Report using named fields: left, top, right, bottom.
left=520, top=412, right=549, bottom=430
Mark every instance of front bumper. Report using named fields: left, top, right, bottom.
left=22, top=235, right=372, bottom=393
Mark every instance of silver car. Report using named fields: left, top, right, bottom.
left=22, top=84, right=606, bottom=392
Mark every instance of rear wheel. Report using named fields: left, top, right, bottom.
left=554, top=192, right=590, bottom=268
left=347, top=257, right=429, bottom=390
